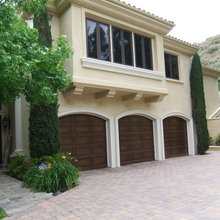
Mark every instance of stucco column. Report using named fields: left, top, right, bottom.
left=154, top=119, right=165, bottom=160
left=14, top=98, right=23, bottom=155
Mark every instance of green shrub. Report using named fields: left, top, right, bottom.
left=29, top=102, right=61, bottom=158
left=215, top=134, right=220, bottom=146
left=31, top=152, right=77, bottom=165
left=7, top=155, right=31, bottom=180
left=23, top=159, right=79, bottom=193
left=190, top=53, right=210, bottom=154
left=0, top=207, right=7, bottom=219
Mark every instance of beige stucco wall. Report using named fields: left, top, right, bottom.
left=55, top=4, right=193, bottom=118
left=207, top=119, right=220, bottom=139
left=203, top=74, right=220, bottom=118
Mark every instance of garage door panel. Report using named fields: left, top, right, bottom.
left=120, top=144, right=131, bottom=152
left=92, top=144, right=107, bottom=154
left=120, top=152, right=132, bottom=164
left=60, top=137, right=72, bottom=145
left=165, top=138, right=187, bottom=146
left=92, top=156, right=107, bottom=165
left=164, top=117, right=188, bottom=158
left=75, top=146, right=90, bottom=156
left=119, top=115, right=154, bottom=165
left=92, top=126, right=106, bottom=133
left=92, top=136, right=106, bottom=143
left=75, top=136, right=90, bottom=145
left=75, top=126, right=90, bottom=133
left=59, top=114, right=107, bottom=170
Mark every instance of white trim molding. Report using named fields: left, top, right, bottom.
left=161, top=112, right=195, bottom=159
left=58, top=107, right=117, bottom=168
left=81, top=57, right=165, bottom=81
left=209, top=107, right=220, bottom=119
left=14, top=98, right=24, bottom=155
left=115, top=110, right=162, bottom=167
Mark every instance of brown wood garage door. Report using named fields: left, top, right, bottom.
left=59, top=114, right=107, bottom=170
left=163, top=116, right=188, bottom=158
left=119, top=115, right=154, bottom=165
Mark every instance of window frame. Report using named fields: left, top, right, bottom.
left=85, top=18, right=155, bottom=71
left=164, top=53, right=179, bottom=80
left=86, top=18, right=111, bottom=61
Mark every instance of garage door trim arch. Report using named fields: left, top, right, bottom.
left=58, top=107, right=116, bottom=168
left=161, top=112, right=195, bottom=159
left=115, top=110, right=162, bottom=167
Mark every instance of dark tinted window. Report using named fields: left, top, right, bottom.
left=86, top=19, right=110, bottom=61
left=112, top=27, right=133, bottom=66
left=100, top=23, right=110, bottom=61
left=144, top=38, right=152, bottom=70
left=135, top=35, right=142, bottom=68
left=87, top=19, right=97, bottom=59
left=164, top=53, right=179, bottom=80
left=124, top=31, right=132, bottom=65
left=112, top=27, right=122, bottom=64
left=134, top=34, right=152, bottom=70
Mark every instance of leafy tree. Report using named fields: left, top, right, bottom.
left=190, top=53, right=210, bottom=154
left=0, top=1, right=72, bottom=158
left=18, top=0, right=71, bottom=158
left=0, top=0, right=72, bottom=105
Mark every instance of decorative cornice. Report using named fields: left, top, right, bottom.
left=163, top=35, right=198, bottom=56
left=51, top=0, right=174, bottom=35
left=202, top=65, right=220, bottom=78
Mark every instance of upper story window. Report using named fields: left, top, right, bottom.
left=86, top=18, right=153, bottom=70
left=134, top=34, right=152, bottom=70
left=164, top=53, right=179, bottom=80
left=112, top=27, right=133, bottom=66
left=86, top=19, right=110, bottom=61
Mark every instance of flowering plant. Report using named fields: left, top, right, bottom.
left=39, top=163, right=52, bottom=174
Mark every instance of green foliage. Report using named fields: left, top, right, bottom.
left=31, top=152, right=77, bottom=165
left=24, top=35, right=72, bottom=104
left=0, top=1, right=72, bottom=105
left=215, top=134, right=220, bottom=146
left=29, top=103, right=60, bottom=158
left=0, top=207, right=7, bottom=219
left=15, top=0, right=49, bottom=16
left=190, top=53, right=210, bottom=154
left=23, top=159, right=79, bottom=193
left=33, top=4, right=52, bottom=47
left=7, top=155, right=31, bottom=180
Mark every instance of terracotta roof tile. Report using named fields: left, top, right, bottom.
left=166, top=35, right=199, bottom=49
left=202, top=65, right=220, bottom=72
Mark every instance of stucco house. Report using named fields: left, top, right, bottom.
left=1, top=0, right=220, bottom=170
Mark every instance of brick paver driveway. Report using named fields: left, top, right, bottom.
left=7, top=151, right=220, bottom=220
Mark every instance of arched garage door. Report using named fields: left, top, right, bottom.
left=163, top=116, right=188, bottom=158
left=59, top=114, right=107, bottom=170
left=119, top=115, right=154, bottom=165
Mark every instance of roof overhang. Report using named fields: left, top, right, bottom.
left=164, top=36, right=198, bottom=56
left=50, top=0, right=174, bottom=35
left=202, top=66, right=220, bottom=78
